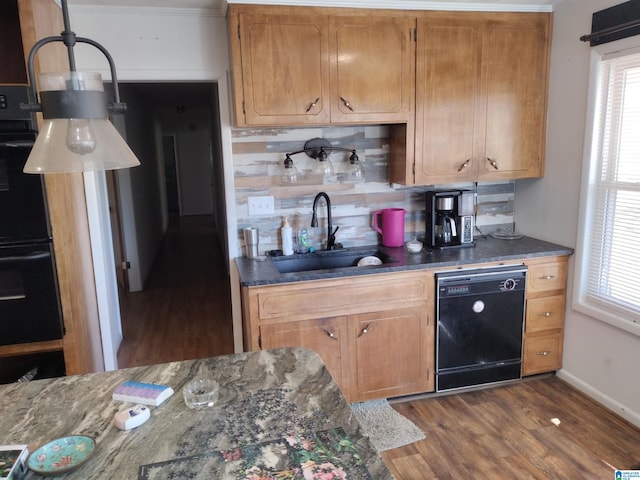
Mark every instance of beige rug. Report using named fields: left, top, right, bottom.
left=351, top=399, right=425, bottom=452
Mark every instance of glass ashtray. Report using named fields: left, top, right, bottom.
left=183, top=378, right=219, bottom=410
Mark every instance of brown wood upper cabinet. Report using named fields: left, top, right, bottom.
left=228, top=5, right=415, bottom=127
left=411, top=12, right=551, bottom=185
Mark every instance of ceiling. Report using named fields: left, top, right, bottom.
left=67, top=0, right=558, bottom=15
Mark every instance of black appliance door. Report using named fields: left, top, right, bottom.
left=0, top=244, right=63, bottom=345
left=437, top=288, right=525, bottom=370
left=0, top=132, right=49, bottom=243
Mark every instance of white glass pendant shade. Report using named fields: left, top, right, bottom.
left=25, top=118, right=140, bottom=173
left=312, top=157, right=335, bottom=180
left=348, top=160, right=365, bottom=182
left=23, top=72, right=140, bottom=173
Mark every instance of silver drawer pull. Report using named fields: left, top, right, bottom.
left=0, top=294, right=27, bottom=301
left=538, top=312, right=554, bottom=317
left=535, top=351, right=551, bottom=356
left=339, top=96, right=354, bottom=111
left=306, top=97, right=320, bottom=113
left=358, top=323, right=372, bottom=338
left=539, top=275, right=556, bottom=280
left=457, top=159, right=471, bottom=172
left=322, top=328, right=338, bottom=341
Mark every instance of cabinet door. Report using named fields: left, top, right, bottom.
left=329, top=16, right=415, bottom=123
left=349, top=306, right=432, bottom=402
left=479, top=17, right=550, bottom=180
left=414, top=18, right=481, bottom=184
left=237, top=13, right=330, bottom=126
left=260, top=316, right=348, bottom=392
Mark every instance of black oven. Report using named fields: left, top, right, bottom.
left=0, top=86, right=63, bottom=350
left=0, top=243, right=63, bottom=345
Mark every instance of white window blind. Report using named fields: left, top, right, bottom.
left=584, top=51, right=640, bottom=324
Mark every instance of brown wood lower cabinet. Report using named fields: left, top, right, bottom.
left=242, top=255, right=570, bottom=400
left=242, top=270, right=434, bottom=402
left=349, top=306, right=430, bottom=401
left=260, top=316, right=348, bottom=391
left=522, top=256, right=568, bottom=376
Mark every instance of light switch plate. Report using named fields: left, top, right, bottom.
left=248, top=195, right=275, bottom=215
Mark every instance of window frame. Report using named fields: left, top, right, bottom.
left=573, top=36, right=640, bottom=337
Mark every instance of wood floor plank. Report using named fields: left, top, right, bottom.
left=117, top=215, right=234, bottom=368
left=384, top=453, right=437, bottom=479
left=389, top=377, right=640, bottom=479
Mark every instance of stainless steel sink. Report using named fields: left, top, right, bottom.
left=271, top=248, right=397, bottom=274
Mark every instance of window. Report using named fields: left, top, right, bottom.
left=575, top=48, right=640, bottom=335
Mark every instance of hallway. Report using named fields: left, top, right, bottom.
left=117, top=215, right=235, bottom=368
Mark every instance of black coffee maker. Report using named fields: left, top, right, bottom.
left=426, top=190, right=475, bottom=249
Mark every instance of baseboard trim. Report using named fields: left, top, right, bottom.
left=556, top=369, right=640, bottom=428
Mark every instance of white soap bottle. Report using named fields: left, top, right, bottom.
left=281, top=216, right=294, bottom=256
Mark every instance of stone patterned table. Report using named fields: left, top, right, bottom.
left=0, top=348, right=393, bottom=479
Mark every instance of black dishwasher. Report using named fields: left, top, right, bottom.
left=436, top=265, right=527, bottom=392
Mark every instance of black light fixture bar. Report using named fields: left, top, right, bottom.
left=284, top=137, right=359, bottom=163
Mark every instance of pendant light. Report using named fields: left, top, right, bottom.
left=21, top=0, right=140, bottom=173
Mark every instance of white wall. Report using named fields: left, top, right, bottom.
left=69, top=6, right=229, bottom=82
left=516, top=0, right=640, bottom=426
left=159, top=106, right=214, bottom=216
left=69, top=4, right=243, bottom=352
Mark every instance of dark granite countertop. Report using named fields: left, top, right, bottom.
left=0, top=348, right=392, bottom=479
left=236, top=236, right=574, bottom=286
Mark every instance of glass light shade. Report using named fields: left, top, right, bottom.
left=280, top=162, right=299, bottom=184
left=348, top=160, right=365, bottom=182
left=313, top=157, right=335, bottom=180
left=23, top=72, right=140, bottom=173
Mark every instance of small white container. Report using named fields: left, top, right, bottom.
left=406, top=238, right=423, bottom=253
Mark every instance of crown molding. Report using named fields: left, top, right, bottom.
left=226, top=0, right=555, bottom=13
left=68, top=4, right=227, bottom=17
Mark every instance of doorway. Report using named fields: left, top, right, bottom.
left=107, top=82, right=234, bottom=367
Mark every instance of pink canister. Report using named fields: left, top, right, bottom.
left=372, top=208, right=406, bottom=247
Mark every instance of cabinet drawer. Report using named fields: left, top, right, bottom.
left=526, top=259, right=567, bottom=293
left=254, top=271, right=430, bottom=322
left=526, top=295, right=565, bottom=333
left=523, top=333, right=563, bottom=376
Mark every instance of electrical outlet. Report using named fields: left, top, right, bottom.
left=248, top=195, right=275, bottom=216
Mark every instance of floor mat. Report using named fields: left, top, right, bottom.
left=351, top=399, right=425, bottom=453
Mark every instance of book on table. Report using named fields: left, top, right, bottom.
left=112, top=381, right=174, bottom=406
left=1, top=445, right=29, bottom=480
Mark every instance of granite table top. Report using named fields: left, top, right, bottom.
left=236, top=235, right=574, bottom=286
left=0, top=348, right=393, bottom=479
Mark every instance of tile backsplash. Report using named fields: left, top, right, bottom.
left=232, top=125, right=514, bottom=257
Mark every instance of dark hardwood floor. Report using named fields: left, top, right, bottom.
left=384, top=377, right=640, bottom=479
left=115, top=215, right=640, bottom=478
left=117, top=214, right=234, bottom=368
